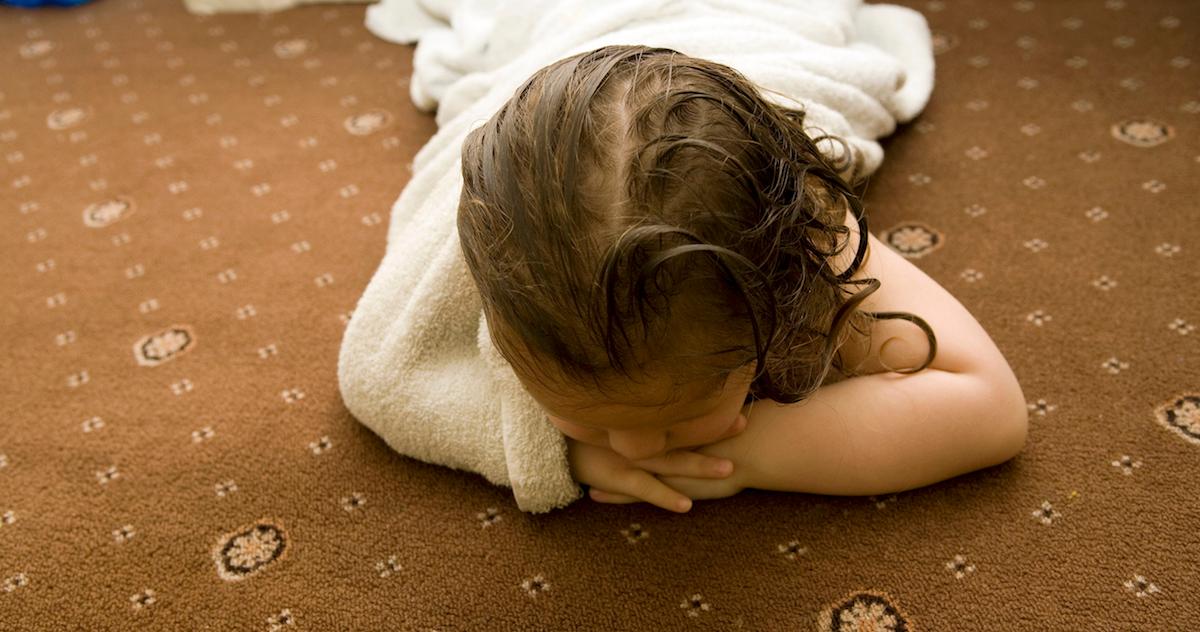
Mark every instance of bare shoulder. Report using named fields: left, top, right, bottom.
left=828, top=208, right=1012, bottom=377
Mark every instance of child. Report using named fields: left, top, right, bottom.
left=456, top=45, right=1029, bottom=513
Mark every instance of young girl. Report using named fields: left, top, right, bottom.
left=456, top=45, right=1029, bottom=513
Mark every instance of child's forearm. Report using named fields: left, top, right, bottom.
left=735, top=369, right=1028, bottom=496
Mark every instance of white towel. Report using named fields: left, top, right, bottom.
left=181, top=0, right=369, bottom=15
left=338, top=0, right=934, bottom=513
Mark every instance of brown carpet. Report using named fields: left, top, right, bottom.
left=2, top=0, right=1197, bottom=629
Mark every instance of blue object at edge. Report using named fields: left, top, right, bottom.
left=2, top=0, right=95, bottom=7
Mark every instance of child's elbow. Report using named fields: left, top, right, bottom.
left=990, top=382, right=1030, bottom=464
left=1001, top=406, right=1029, bottom=463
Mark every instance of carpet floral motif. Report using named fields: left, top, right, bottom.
left=213, top=522, right=288, bottom=582
left=818, top=590, right=912, bottom=632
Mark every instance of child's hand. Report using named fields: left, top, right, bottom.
left=566, top=413, right=749, bottom=512
left=567, top=439, right=737, bottom=512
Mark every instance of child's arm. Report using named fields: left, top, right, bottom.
left=733, top=368, right=1027, bottom=496
left=669, top=208, right=1029, bottom=498
left=729, top=207, right=1029, bottom=496
left=729, top=207, right=1032, bottom=494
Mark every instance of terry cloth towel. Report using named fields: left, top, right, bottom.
left=181, top=0, right=369, bottom=15
left=337, top=0, right=934, bottom=513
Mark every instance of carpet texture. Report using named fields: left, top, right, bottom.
left=1, top=0, right=1197, bottom=630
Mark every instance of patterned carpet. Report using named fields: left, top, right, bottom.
left=1, top=0, right=1196, bottom=630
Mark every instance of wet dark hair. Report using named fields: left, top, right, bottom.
left=457, top=45, right=936, bottom=405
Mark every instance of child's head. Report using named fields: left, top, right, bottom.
left=457, top=45, right=883, bottom=453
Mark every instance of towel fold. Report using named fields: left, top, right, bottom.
left=338, top=0, right=934, bottom=513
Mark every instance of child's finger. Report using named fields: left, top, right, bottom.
left=589, top=488, right=639, bottom=504
left=592, top=482, right=693, bottom=513
left=720, top=413, right=748, bottom=439
left=632, top=450, right=733, bottom=479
